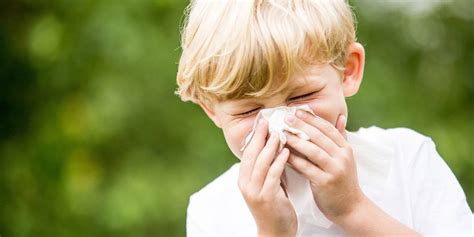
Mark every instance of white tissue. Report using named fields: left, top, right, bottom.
left=240, top=105, right=394, bottom=231
left=240, top=105, right=315, bottom=151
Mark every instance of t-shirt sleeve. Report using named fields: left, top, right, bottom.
left=408, top=138, right=473, bottom=235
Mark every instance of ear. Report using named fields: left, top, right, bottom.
left=342, top=42, right=365, bottom=97
left=198, top=100, right=223, bottom=128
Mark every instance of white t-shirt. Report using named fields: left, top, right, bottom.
left=186, top=126, right=473, bottom=236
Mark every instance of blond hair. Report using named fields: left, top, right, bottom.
left=176, top=0, right=356, bottom=104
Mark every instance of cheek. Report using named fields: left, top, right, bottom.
left=222, top=118, right=255, bottom=159
left=300, top=97, right=347, bottom=126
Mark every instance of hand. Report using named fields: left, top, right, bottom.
left=239, top=119, right=297, bottom=237
left=284, top=112, right=367, bottom=223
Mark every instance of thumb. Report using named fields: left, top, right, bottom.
left=336, top=114, right=347, bottom=140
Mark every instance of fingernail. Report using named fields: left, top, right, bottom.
left=283, top=131, right=292, bottom=142
left=340, top=115, right=347, bottom=127
left=286, top=115, right=296, bottom=124
left=279, top=148, right=288, bottom=156
left=295, top=110, right=305, bottom=118
left=271, top=131, right=278, bottom=140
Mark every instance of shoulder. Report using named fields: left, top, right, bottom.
left=354, top=127, right=472, bottom=234
left=354, top=126, right=434, bottom=154
left=188, top=163, right=241, bottom=209
left=353, top=126, right=439, bottom=169
left=354, top=125, right=431, bottom=144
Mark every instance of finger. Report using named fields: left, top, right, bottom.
left=287, top=153, right=328, bottom=186
left=286, top=114, right=339, bottom=155
left=239, top=119, right=268, bottom=185
left=295, top=110, right=348, bottom=148
left=285, top=132, right=332, bottom=171
left=261, top=148, right=290, bottom=195
left=335, top=114, right=347, bottom=140
left=242, top=119, right=269, bottom=159
left=250, top=132, right=281, bottom=189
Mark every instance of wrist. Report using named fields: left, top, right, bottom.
left=257, top=227, right=297, bottom=237
left=331, top=195, right=422, bottom=236
left=332, top=194, right=371, bottom=229
left=258, top=232, right=293, bottom=237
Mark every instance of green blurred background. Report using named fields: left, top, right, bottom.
left=0, top=0, right=472, bottom=236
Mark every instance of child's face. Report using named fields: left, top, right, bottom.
left=200, top=43, right=365, bottom=160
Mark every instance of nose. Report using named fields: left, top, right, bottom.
left=265, top=100, right=302, bottom=109
left=266, top=103, right=288, bottom=109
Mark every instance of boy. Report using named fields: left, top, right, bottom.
left=176, top=0, right=473, bottom=236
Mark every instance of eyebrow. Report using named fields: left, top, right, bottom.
left=222, top=76, right=324, bottom=107
left=290, top=77, right=322, bottom=91
left=291, top=83, right=307, bottom=91
left=220, top=98, right=259, bottom=111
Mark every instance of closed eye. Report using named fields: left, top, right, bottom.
left=235, top=107, right=260, bottom=116
left=290, top=91, right=317, bottom=100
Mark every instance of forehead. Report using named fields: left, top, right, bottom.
left=276, top=64, right=329, bottom=90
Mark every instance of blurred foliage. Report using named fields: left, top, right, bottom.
left=0, top=0, right=472, bottom=236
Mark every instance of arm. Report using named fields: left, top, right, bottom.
left=284, top=112, right=422, bottom=236
left=334, top=196, right=421, bottom=236
left=335, top=136, right=472, bottom=236
left=407, top=138, right=472, bottom=235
